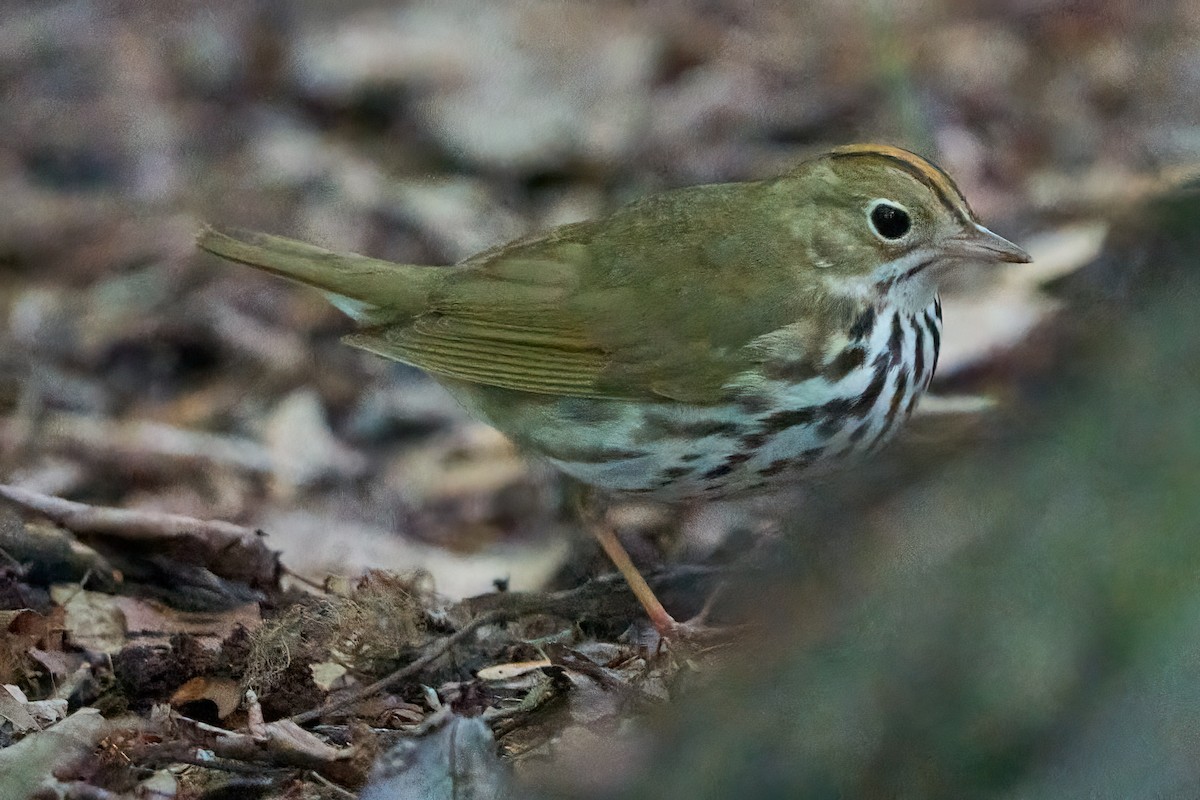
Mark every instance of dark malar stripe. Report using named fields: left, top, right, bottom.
left=902, top=257, right=937, bottom=281
left=877, top=257, right=938, bottom=291
left=849, top=306, right=876, bottom=341
left=911, top=314, right=925, bottom=386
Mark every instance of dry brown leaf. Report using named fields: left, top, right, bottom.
left=114, top=596, right=261, bottom=649
left=27, top=648, right=84, bottom=683
left=0, top=484, right=280, bottom=588
left=169, top=676, right=242, bottom=720
left=50, top=586, right=261, bottom=654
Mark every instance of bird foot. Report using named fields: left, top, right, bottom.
left=636, top=602, right=746, bottom=657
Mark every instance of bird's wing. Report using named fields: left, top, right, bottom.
left=346, top=183, right=829, bottom=403
left=345, top=233, right=632, bottom=398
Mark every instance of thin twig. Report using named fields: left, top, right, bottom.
left=462, top=564, right=725, bottom=620
left=291, top=609, right=509, bottom=725
left=0, top=544, right=24, bottom=571
left=289, top=565, right=728, bottom=726
left=143, top=750, right=288, bottom=775
left=308, top=770, right=356, bottom=799
left=282, top=565, right=329, bottom=593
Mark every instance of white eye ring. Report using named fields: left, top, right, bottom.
left=866, top=198, right=913, bottom=243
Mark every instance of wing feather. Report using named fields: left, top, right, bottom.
left=339, top=180, right=823, bottom=403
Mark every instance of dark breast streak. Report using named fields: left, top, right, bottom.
left=535, top=299, right=943, bottom=501
left=867, top=300, right=941, bottom=451
left=740, top=298, right=943, bottom=486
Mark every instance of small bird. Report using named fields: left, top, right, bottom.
left=199, top=144, right=1029, bottom=637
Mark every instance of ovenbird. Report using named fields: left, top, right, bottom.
left=199, top=144, right=1029, bottom=636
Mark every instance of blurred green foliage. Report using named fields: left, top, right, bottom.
left=607, top=184, right=1200, bottom=798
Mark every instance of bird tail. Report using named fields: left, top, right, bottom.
left=196, top=225, right=433, bottom=324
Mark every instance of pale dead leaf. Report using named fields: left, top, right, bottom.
left=259, top=508, right=570, bottom=600
left=2, top=685, right=68, bottom=728
left=28, top=648, right=84, bottom=683
left=50, top=585, right=125, bottom=654
left=477, top=659, right=552, bottom=682
left=50, top=587, right=261, bottom=654
left=136, top=769, right=179, bottom=800
left=0, top=685, right=40, bottom=732
left=25, top=699, right=68, bottom=727
left=207, top=718, right=354, bottom=766
left=246, top=689, right=266, bottom=739
left=310, top=661, right=350, bottom=692
left=360, top=715, right=513, bottom=800
left=0, top=708, right=109, bottom=799
left=264, top=389, right=367, bottom=498
left=265, top=718, right=355, bottom=762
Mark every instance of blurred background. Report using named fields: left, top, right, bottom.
left=1, top=0, right=1199, bottom=797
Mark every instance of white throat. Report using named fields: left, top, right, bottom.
left=875, top=250, right=940, bottom=313
left=887, top=269, right=937, bottom=313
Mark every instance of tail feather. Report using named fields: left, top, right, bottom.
left=196, top=225, right=433, bottom=323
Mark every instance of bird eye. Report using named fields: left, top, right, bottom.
left=868, top=201, right=911, bottom=241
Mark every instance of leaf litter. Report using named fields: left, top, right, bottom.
left=1, top=0, right=1193, bottom=796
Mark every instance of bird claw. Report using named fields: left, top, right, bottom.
left=629, top=612, right=745, bottom=659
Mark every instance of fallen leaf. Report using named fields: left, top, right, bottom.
left=0, top=708, right=109, bottom=798
left=207, top=717, right=357, bottom=768
left=51, top=585, right=126, bottom=654
left=0, top=685, right=40, bottom=732
left=170, top=676, right=242, bottom=719
left=258, top=508, right=570, bottom=600
left=27, top=648, right=84, bottom=683
left=115, top=596, right=261, bottom=649
left=477, top=659, right=552, bottom=682
left=264, top=389, right=367, bottom=498
left=51, top=586, right=262, bottom=655
left=310, top=661, right=350, bottom=692
left=360, top=715, right=513, bottom=800
left=1, top=685, right=68, bottom=728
